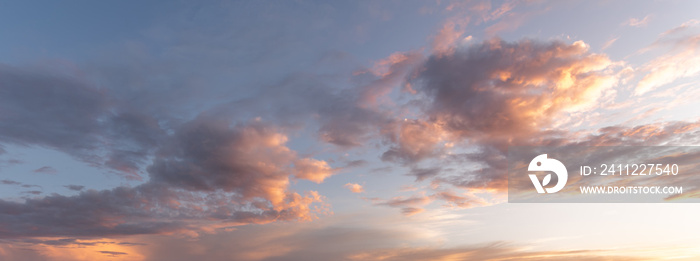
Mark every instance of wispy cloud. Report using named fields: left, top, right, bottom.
left=623, top=15, right=653, bottom=27
left=33, top=166, right=57, bottom=174
left=601, top=37, right=619, bottom=50
left=635, top=20, right=700, bottom=96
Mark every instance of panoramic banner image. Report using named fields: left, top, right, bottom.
left=1, top=1, right=699, bottom=260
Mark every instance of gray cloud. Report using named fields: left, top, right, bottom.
left=64, top=185, right=85, bottom=191
left=0, top=64, right=165, bottom=178
left=0, top=65, right=108, bottom=152
left=406, top=167, right=441, bottom=182
left=99, top=251, right=128, bottom=257
left=0, top=185, right=183, bottom=238
left=0, top=115, right=331, bottom=239
left=415, top=39, right=615, bottom=142
left=32, top=166, right=57, bottom=174
left=149, top=115, right=335, bottom=196
left=1, top=180, right=21, bottom=186
left=0, top=59, right=337, bottom=240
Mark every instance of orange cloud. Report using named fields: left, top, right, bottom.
left=382, top=119, right=446, bottom=163
left=0, top=119, right=334, bottom=241
left=294, top=158, right=335, bottom=183
left=344, top=183, right=365, bottom=193
left=363, top=38, right=627, bottom=205
left=420, top=39, right=617, bottom=140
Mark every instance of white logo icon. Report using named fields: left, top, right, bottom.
left=528, top=154, right=568, bottom=193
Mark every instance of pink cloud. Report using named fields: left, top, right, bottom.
left=344, top=183, right=365, bottom=193
left=623, top=15, right=653, bottom=27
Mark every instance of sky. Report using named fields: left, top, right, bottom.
left=1, top=0, right=700, bottom=260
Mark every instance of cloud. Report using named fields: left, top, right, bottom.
left=11, top=238, right=144, bottom=247
left=0, top=185, right=182, bottom=238
left=0, top=12, right=400, bottom=239
left=440, top=0, right=541, bottom=40
left=1, top=180, right=21, bottom=186
left=16, top=223, right=652, bottom=261
left=435, top=146, right=511, bottom=191
left=2, top=2, right=698, bottom=254
left=446, top=0, right=517, bottom=24
left=148, top=117, right=334, bottom=206
left=376, top=195, right=433, bottom=208
left=399, top=207, right=424, bottom=216
left=661, top=19, right=700, bottom=36
left=417, top=39, right=616, bottom=140
left=373, top=194, right=433, bottom=216
left=0, top=49, right=349, bottom=241
left=236, top=73, right=396, bottom=148
left=371, top=34, right=697, bottom=204
left=343, top=160, right=368, bottom=169
left=369, top=187, right=494, bottom=215
left=0, top=222, right=681, bottom=261
left=601, top=37, right=619, bottom=50
left=0, top=184, right=327, bottom=239
left=98, top=251, right=128, bottom=257
left=0, top=65, right=108, bottom=159
left=623, top=15, right=653, bottom=27
left=635, top=24, right=700, bottom=95
left=0, top=64, right=165, bottom=179
left=434, top=191, right=487, bottom=208
left=431, top=21, right=467, bottom=55
left=361, top=51, right=424, bottom=106
left=64, top=185, right=85, bottom=191
left=132, top=222, right=413, bottom=261
left=344, top=183, right=365, bottom=193
left=199, top=48, right=421, bottom=151
left=484, top=7, right=547, bottom=37
left=0, top=237, right=148, bottom=260
left=406, top=167, right=441, bottom=182
left=371, top=190, right=493, bottom=215
left=505, top=119, right=700, bottom=195
left=0, top=117, right=333, bottom=239
left=33, top=166, right=57, bottom=174
left=381, top=120, right=445, bottom=164
left=347, top=244, right=647, bottom=261
left=294, top=158, right=335, bottom=184
left=282, top=51, right=424, bottom=148
left=389, top=38, right=620, bottom=191
left=575, top=120, right=700, bottom=146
